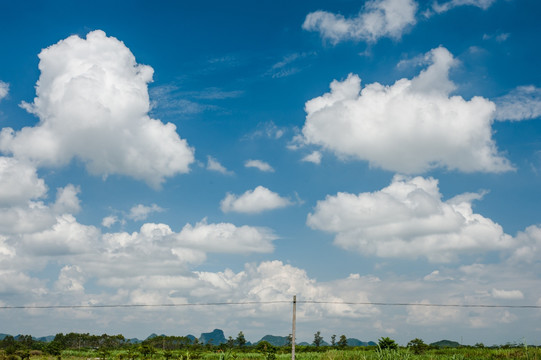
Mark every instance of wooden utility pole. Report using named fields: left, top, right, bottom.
left=292, top=295, right=296, bottom=360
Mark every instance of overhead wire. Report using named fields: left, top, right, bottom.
left=1, top=299, right=540, bottom=310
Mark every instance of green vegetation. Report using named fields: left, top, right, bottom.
left=1, top=334, right=540, bottom=360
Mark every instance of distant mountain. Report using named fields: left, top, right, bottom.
left=257, top=335, right=289, bottom=346
left=199, top=329, right=226, bottom=345
left=0, top=334, right=9, bottom=340
left=186, top=335, right=196, bottom=343
left=430, top=340, right=461, bottom=348
left=346, top=338, right=376, bottom=346
left=36, top=336, right=55, bottom=342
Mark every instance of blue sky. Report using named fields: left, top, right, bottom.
left=1, top=0, right=540, bottom=346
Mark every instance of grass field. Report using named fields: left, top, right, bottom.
left=5, top=346, right=539, bottom=360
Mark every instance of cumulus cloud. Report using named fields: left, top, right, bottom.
left=53, top=185, right=81, bottom=214
left=303, top=0, right=417, bottom=44
left=245, top=159, right=274, bottom=172
left=176, top=218, right=277, bottom=254
left=432, top=0, right=496, bottom=14
left=0, top=157, right=84, bottom=236
left=302, top=151, right=322, bottom=164
left=494, top=86, right=541, bottom=121
left=207, top=156, right=233, bottom=175
left=301, top=47, right=512, bottom=174
left=0, top=30, right=194, bottom=188
left=307, top=175, right=513, bottom=262
left=220, top=186, right=292, bottom=214
left=54, top=265, right=85, bottom=292
left=508, top=225, right=541, bottom=264
left=491, top=288, right=524, bottom=300
left=0, top=81, right=8, bottom=100
left=20, top=214, right=100, bottom=256
left=127, top=204, right=164, bottom=221
left=0, top=157, right=47, bottom=206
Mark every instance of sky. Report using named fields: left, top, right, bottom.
left=0, top=0, right=540, bottom=347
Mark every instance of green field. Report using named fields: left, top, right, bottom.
left=3, top=346, right=541, bottom=360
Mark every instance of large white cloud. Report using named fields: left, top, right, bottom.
left=221, top=186, right=292, bottom=214
left=0, top=30, right=194, bottom=188
left=307, top=175, right=513, bottom=262
left=303, top=0, right=417, bottom=44
left=301, top=47, right=512, bottom=174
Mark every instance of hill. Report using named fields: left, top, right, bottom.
left=199, top=329, right=226, bottom=345
left=346, top=338, right=376, bottom=346
left=430, top=340, right=461, bottom=348
left=257, top=335, right=289, bottom=346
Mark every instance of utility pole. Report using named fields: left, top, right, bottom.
left=292, top=295, right=296, bottom=360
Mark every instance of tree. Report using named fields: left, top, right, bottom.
left=378, top=337, right=398, bottom=350
left=45, top=341, right=63, bottom=360
left=330, top=335, right=336, bottom=346
left=235, top=331, right=246, bottom=347
left=313, top=331, right=323, bottom=347
left=407, top=338, right=427, bottom=354
left=337, top=335, right=347, bottom=348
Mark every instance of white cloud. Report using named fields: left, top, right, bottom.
left=207, top=156, right=233, bottom=175
left=246, top=121, right=285, bottom=140
left=307, top=175, right=513, bottom=262
left=0, top=81, right=8, bottom=100
left=101, top=215, right=119, bottom=228
left=491, top=288, right=524, bottom=300
left=508, top=225, right=541, bottom=264
left=220, top=186, right=292, bottom=214
left=303, top=0, right=417, bottom=44
left=53, top=185, right=81, bottom=214
left=432, top=0, right=496, bottom=14
left=245, top=159, right=274, bottom=172
left=483, top=33, right=510, bottom=42
left=54, top=265, right=85, bottom=292
left=301, top=47, right=512, bottom=174
left=302, top=151, right=322, bottom=164
left=0, top=30, right=194, bottom=188
left=20, top=214, right=100, bottom=256
left=0, top=157, right=47, bottom=206
left=176, top=218, right=277, bottom=254
left=127, top=204, right=164, bottom=221
left=494, top=86, right=541, bottom=121
left=424, top=270, right=454, bottom=282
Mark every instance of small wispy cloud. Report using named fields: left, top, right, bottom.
left=0, top=80, right=9, bottom=100
left=301, top=151, right=322, bottom=165
left=265, top=52, right=316, bottom=79
left=127, top=204, right=164, bottom=221
left=431, top=0, right=497, bottom=14
left=483, top=32, right=510, bottom=42
left=245, top=159, right=274, bottom=172
left=245, top=121, right=286, bottom=140
left=494, top=86, right=541, bottom=121
left=207, top=156, right=234, bottom=175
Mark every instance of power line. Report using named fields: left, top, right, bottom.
left=1, top=300, right=540, bottom=310
left=298, top=300, right=541, bottom=309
